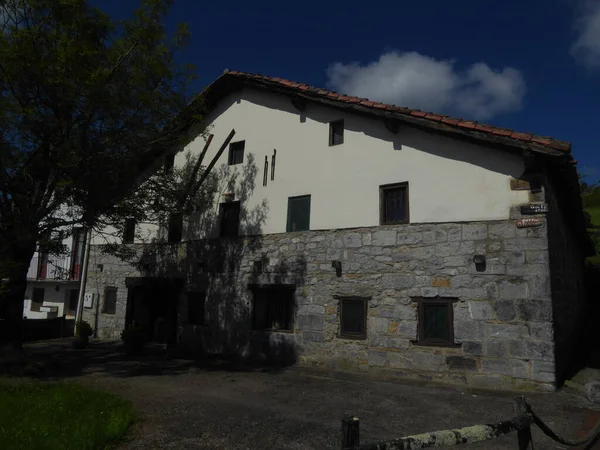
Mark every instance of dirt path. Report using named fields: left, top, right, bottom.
left=23, top=340, right=600, bottom=449
left=79, top=366, right=597, bottom=449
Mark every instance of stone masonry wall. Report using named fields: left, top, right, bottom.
left=83, top=251, right=140, bottom=339
left=85, top=219, right=555, bottom=391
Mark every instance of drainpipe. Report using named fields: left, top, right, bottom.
left=74, top=226, right=92, bottom=333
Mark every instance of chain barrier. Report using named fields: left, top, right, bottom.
left=341, top=396, right=600, bottom=449
left=524, top=399, right=600, bottom=448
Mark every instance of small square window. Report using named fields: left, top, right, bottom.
left=168, top=213, right=183, bottom=243
left=339, top=297, right=367, bottom=339
left=329, top=120, right=344, bottom=146
left=286, top=195, right=311, bottom=232
left=164, top=154, right=175, bottom=174
left=103, top=287, right=117, bottom=315
left=252, top=286, right=294, bottom=331
left=228, top=141, right=245, bottom=165
left=187, top=292, right=206, bottom=326
left=413, top=297, right=458, bottom=347
left=123, top=218, right=136, bottom=244
left=380, top=183, right=409, bottom=225
left=219, top=201, right=240, bottom=237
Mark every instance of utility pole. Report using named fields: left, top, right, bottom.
left=74, top=226, right=92, bottom=332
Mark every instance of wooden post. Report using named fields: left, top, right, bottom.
left=341, top=415, right=360, bottom=450
left=515, top=396, right=534, bottom=450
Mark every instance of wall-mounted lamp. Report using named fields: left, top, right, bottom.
left=473, top=255, right=486, bottom=272
left=253, top=260, right=264, bottom=274
left=331, top=260, right=342, bottom=277
left=97, top=264, right=104, bottom=272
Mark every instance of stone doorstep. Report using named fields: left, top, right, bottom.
left=572, top=368, right=600, bottom=387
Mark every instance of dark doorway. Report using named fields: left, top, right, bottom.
left=125, top=277, right=183, bottom=348
left=68, top=288, right=79, bottom=314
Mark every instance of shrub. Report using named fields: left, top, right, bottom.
left=120, top=323, right=145, bottom=342
left=75, top=320, right=93, bottom=338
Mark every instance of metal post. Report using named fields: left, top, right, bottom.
left=74, top=226, right=92, bottom=333
left=515, top=396, right=534, bottom=450
left=341, top=415, right=360, bottom=450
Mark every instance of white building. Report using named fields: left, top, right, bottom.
left=23, top=226, right=85, bottom=319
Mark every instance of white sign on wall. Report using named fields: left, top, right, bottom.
left=83, top=293, right=94, bottom=309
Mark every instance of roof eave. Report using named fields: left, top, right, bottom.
left=223, top=76, right=569, bottom=158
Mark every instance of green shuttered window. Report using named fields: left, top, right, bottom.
left=414, top=297, right=458, bottom=347
left=286, top=195, right=311, bottom=232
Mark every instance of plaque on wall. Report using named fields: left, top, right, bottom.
left=520, top=203, right=548, bottom=215
left=83, top=293, right=94, bottom=308
left=516, top=218, right=544, bottom=228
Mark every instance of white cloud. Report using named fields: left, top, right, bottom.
left=326, top=51, right=526, bottom=120
left=571, top=0, right=600, bottom=68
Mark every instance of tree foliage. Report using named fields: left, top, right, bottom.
left=0, top=0, right=201, bottom=346
left=578, top=170, right=598, bottom=196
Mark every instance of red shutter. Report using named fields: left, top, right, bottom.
left=70, top=228, right=85, bottom=280
left=37, top=253, right=48, bottom=280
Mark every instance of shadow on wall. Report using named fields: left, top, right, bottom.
left=558, top=257, right=600, bottom=382
left=239, top=88, right=525, bottom=179
left=132, top=153, right=306, bottom=367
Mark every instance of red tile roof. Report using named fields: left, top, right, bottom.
left=218, top=70, right=571, bottom=155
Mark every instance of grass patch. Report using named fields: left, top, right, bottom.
left=582, top=188, right=600, bottom=209
left=0, top=381, right=135, bottom=450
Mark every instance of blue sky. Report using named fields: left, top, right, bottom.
left=99, top=0, right=600, bottom=181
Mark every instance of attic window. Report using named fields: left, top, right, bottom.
left=329, top=120, right=344, bottom=146
left=228, top=141, right=245, bottom=165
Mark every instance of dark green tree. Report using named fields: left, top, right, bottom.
left=0, top=0, right=201, bottom=349
left=578, top=170, right=598, bottom=195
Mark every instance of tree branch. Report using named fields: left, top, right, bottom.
left=181, top=133, right=213, bottom=209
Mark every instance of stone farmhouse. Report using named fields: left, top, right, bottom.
left=82, top=70, right=594, bottom=391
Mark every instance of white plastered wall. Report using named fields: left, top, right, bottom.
left=120, top=87, right=530, bottom=242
